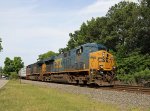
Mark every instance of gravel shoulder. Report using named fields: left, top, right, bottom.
left=0, top=79, right=9, bottom=89
left=22, top=80, right=150, bottom=110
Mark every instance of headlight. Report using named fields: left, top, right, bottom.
left=100, top=65, right=103, bottom=69
left=98, top=58, right=105, bottom=62
left=102, top=52, right=105, bottom=57
left=113, top=66, right=116, bottom=70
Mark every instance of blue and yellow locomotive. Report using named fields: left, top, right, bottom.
left=26, top=43, right=116, bottom=86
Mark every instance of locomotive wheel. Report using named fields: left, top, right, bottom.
left=83, top=80, right=87, bottom=85
left=76, top=80, right=79, bottom=85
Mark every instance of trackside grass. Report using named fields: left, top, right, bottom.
left=0, top=80, right=145, bottom=111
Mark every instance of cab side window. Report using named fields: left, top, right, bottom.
left=76, top=46, right=83, bottom=56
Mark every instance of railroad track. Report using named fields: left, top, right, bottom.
left=113, top=85, right=150, bottom=95
left=24, top=79, right=150, bottom=95
left=78, top=83, right=150, bottom=95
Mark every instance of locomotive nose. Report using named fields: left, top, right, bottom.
left=90, top=50, right=115, bottom=71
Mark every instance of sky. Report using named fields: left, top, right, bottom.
left=0, top=0, right=137, bottom=66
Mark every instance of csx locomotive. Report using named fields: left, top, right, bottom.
left=26, top=43, right=116, bottom=86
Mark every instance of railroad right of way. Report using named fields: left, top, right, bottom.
left=22, top=80, right=150, bottom=110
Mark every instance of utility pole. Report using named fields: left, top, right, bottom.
left=20, top=74, right=21, bottom=84
left=19, top=70, right=21, bottom=84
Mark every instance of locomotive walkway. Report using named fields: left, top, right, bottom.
left=0, top=79, right=8, bottom=89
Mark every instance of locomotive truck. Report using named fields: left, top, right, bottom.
left=26, top=43, right=116, bottom=86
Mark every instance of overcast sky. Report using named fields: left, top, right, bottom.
left=0, top=0, right=137, bottom=66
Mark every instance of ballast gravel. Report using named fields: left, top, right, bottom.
left=22, top=80, right=150, bottom=110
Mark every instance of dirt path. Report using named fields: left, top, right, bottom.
left=0, top=79, right=8, bottom=89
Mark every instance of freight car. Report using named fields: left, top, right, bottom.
left=18, top=67, right=26, bottom=79
left=26, top=43, right=116, bottom=86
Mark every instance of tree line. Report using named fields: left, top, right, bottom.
left=39, top=0, right=150, bottom=84
left=65, top=0, right=150, bottom=84
left=2, top=57, right=24, bottom=78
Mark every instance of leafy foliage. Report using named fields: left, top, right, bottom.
left=9, top=72, right=18, bottom=79
left=38, top=51, right=58, bottom=60
left=66, top=1, right=150, bottom=54
left=3, top=57, right=14, bottom=75
left=117, top=69, right=150, bottom=84
left=134, top=69, right=150, bottom=84
left=3, top=57, right=24, bottom=75
left=116, top=52, right=150, bottom=75
left=13, top=57, right=24, bottom=73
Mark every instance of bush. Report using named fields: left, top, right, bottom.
left=117, top=74, right=135, bottom=84
left=117, top=69, right=150, bottom=85
left=116, top=51, right=150, bottom=84
left=134, top=69, right=150, bottom=84
left=116, top=52, right=150, bottom=75
left=9, top=72, right=18, bottom=79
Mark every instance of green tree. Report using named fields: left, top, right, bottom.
left=137, top=0, right=150, bottom=54
left=3, top=57, right=14, bottom=75
left=13, top=57, right=24, bottom=73
left=38, top=51, right=58, bottom=60
left=67, top=1, right=143, bottom=56
left=3, top=57, right=24, bottom=75
left=106, top=1, right=140, bottom=56
left=67, top=17, right=108, bottom=50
